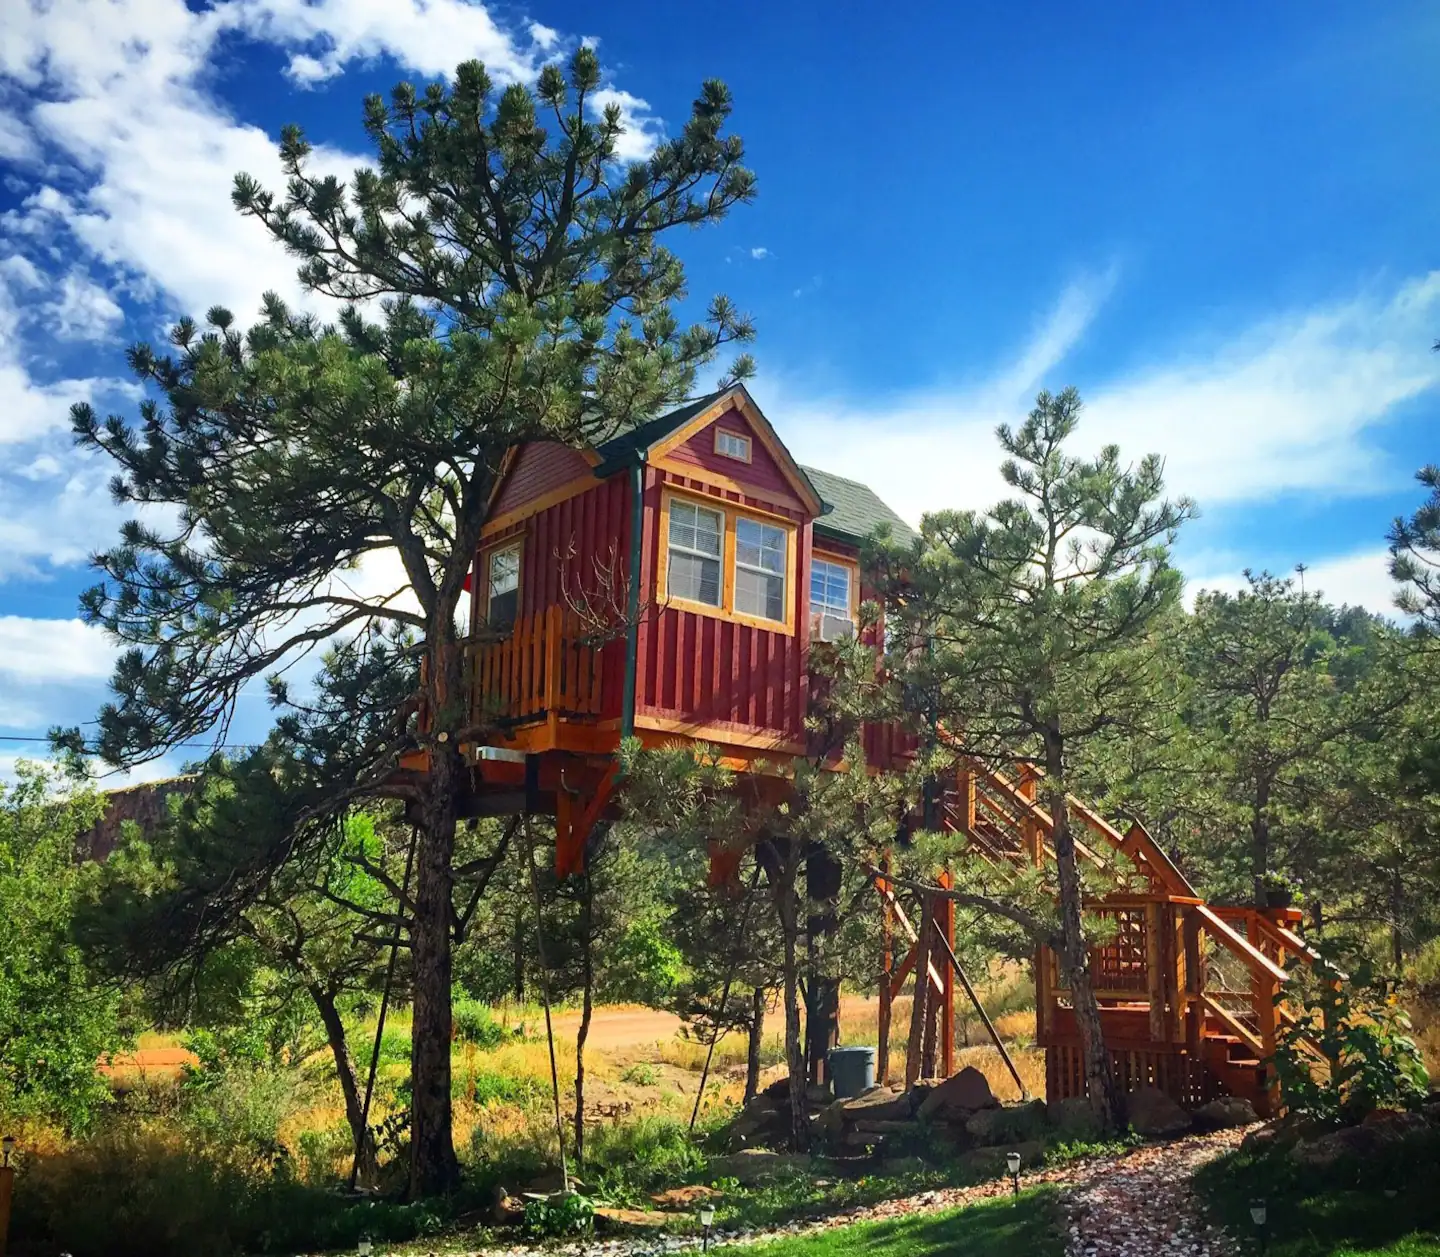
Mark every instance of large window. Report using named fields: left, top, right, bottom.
left=486, top=544, right=520, bottom=629
left=734, top=517, right=787, bottom=621
left=660, top=492, right=796, bottom=631
left=667, top=498, right=724, bottom=607
left=810, top=557, right=854, bottom=636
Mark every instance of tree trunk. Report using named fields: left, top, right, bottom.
left=1047, top=763, right=1122, bottom=1131
left=310, top=983, right=378, bottom=1184
left=574, top=870, right=595, bottom=1169
left=745, top=987, right=766, bottom=1104
left=512, top=910, right=526, bottom=1002
left=409, top=739, right=461, bottom=1198
left=1391, top=868, right=1404, bottom=972
left=904, top=897, right=933, bottom=1088
left=777, top=869, right=808, bottom=1150
left=1251, top=776, right=1272, bottom=907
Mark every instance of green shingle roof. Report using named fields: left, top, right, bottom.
left=591, top=390, right=729, bottom=473
left=801, top=465, right=918, bottom=547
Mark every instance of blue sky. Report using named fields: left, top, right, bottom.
left=1, top=0, right=1438, bottom=779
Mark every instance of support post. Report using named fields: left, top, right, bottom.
left=932, top=920, right=1031, bottom=1099
left=939, top=869, right=956, bottom=1077
left=877, top=852, right=894, bottom=1085
left=904, top=896, right=934, bottom=1088
left=1145, top=901, right=1165, bottom=1043
left=1183, top=908, right=1203, bottom=1058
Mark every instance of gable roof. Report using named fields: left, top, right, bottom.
left=802, top=465, right=918, bottom=547
left=593, top=385, right=824, bottom=516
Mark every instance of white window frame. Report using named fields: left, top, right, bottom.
left=733, top=516, right=788, bottom=623
left=485, top=542, right=521, bottom=626
left=714, top=428, right=752, bottom=463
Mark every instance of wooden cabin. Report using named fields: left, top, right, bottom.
left=427, top=383, right=1320, bottom=1116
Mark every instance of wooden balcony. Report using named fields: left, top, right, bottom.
left=468, top=604, right=607, bottom=733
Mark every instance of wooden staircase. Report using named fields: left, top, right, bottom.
left=938, top=759, right=1322, bottom=1117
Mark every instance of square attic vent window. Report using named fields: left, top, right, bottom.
left=715, top=429, right=752, bottom=462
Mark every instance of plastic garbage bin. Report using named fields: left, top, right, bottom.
left=828, top=1045, right=877, bottom=1099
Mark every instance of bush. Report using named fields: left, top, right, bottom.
left=586, top=1115, right=707, bottom=1199
left=452, top=999, right=505, bottom=1048
left=1275, top=956, right=1430, bottom=1125
left=523, top=1191, right=595, bottom=1239
left=620, top=1062, right=660, bottom=1086
left=12, top=1125, right=453, bottom=1257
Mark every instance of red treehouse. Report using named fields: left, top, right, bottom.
left=416, top=383, right=1318, bottom=1116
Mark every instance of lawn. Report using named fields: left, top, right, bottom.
left=1195, top=1129, right=1440, bottom=1257
left=742, top=1189, right=1064, bottom=1257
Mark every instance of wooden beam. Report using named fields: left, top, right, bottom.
left=1201, top=994, right=1265, bottom=1059
left=1194, top=903, right=1290, bottom=985
left=931, top=921, right=1030, bottom=1099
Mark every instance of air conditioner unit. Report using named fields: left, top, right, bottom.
left=817, top=613, right=855, bottom=643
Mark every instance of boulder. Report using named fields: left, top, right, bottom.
left=708, top=1149, right=811, bottom=1184
left=916, top=1067, right=995, bottom=1121
left=966, top=1099, right=1050, bottom=1146
left=490, top=1186, right=526, bottom=1225
left=879, top=1156, right=929, bottom=1176
left=852, top=1119, right=918, bottom=1136
left=1361, top=1109, right=1430, bottom=1139
left=1193, top=1097, right=1259, bottom=1131
left=731, top=1094, right=786, bottom=1143
left=1049, top=1096, right=1102, bottom=1140
left=649, top=1185, right=722, bottom=1208
left=1292, top=1124, right=1384, bottom=1168
left=959, top=1139, right=1046, bottom=1176
left=595, top=1207, right=672, bottom=1233
left=841, top=1086, right=915, bottom=1122
left=1126, top=1087, right=1192, bottom=1138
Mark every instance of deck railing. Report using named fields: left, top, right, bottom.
left=468, top=605, right=605, bottom=728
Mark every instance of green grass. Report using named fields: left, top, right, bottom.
left=742, top=1188, right=1064, bottom=1257
left=1195, top=1128, right=1440, bottom=1256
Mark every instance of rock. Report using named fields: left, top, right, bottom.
left=808, top=1082, right=833, bottom=1106
left=840, top=1128, right=887, bottom=1148
left=523, top=1170, right=592, bottom=1194
left=649, top=1185, right=722, bottom=1208
left=1126, top=1087, right=1192, bottom=1138
left=708, top=1148, right=811, bottom=1184
left=818, top=1098, right=851, bottom=1132
left=959, top=1139, right=1046, bottom=1175
left=879, top=1156, right=929, bottom=1176
left=1292, top=1124, right=1383, bottom=1168
left=852, top=1119, right=917, bottom=1135
left=1361, top=1108, right=1429, bottom=1138
left=490, top=1185, right=526, bottom=1225
left=916, top=1067, right=995, bottom=1121
left=731, top=1094, right=787, bottom=1143
left=841, top=1086, right=914, bottom=1121
left=594, top=1207, right=671, bottom=1233
left=966, top=1098, right=1050, bottom=1146
left=1049, top=1095, right=1103, bottom=1140
left=1193, top=1097, right=1259, bottom=1131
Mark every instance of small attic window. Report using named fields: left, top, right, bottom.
left=714, top=429, right=752, bottom=463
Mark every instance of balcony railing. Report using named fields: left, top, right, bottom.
left=468, top=604, right=605, bottom=728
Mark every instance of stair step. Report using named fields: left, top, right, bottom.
left=1227, top=1058, right=1261, bottom=1069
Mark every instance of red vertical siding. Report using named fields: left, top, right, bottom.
left=636, top=471, right=811, bottom=742
left=663, top=406, right=798, bottom=504
left=478, top=474, right=630, bottom=721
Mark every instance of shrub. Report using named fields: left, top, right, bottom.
left=620, top=1062, right=660, bottom=1086
left=523, top=1191, right=595, bottom=1238
left=1275, top=955, right=1430, bottom=1125
left=452, top=999, right=505, bottom=1048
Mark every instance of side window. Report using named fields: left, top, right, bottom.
left=809, top=558, right=854, bottom=638
left=734, top=517, right=787, bottom=622
left=667, top=499, right=724, bottom=606
left=486, top=544, right=520, bottom=629
left=715, top=429, right=752, bottom=462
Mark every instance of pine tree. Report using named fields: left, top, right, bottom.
left=1391, top=464, right=1440, bottom=635
left=880, top=387, right=1194, bottom=1129
left=61, top=49, right=754, bottom=1195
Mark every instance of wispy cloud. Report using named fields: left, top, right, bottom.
left=750, top=246, right=769, bottom=260
left=587, top=88, right=663, bottom=162
left=1186, top=547, right=1403, bottom=619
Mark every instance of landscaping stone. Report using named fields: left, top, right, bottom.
left=648, top=1185, right=721, bottom=1208
left=1126, top=1085, right=1193, bottom=1137
left=840, top=1085, right=913, bottom=1121
left=851, top=1118, right=917, bottom=1135
left=965, top=1097, right=1050, bottom=1145
left=878, top=1156, right=929, bottom=1176
left=1050, top=1095, right=1103, bottom=1139
left=594, top=1207, right=672, bottom=1233
left=1193, top=1096, right=1259, bottom=1131
left=915, top=1066, right=995, bottom=1120
left=959, top=1138, right=1046, bottom=1174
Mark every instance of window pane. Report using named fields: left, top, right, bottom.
left=736, top=518, right=785, bottom=573
left=736, top=567, right=784, bottom=621
left=668, top=552, right=721, bottom=606
left=488, top=587, right=518, bottom=629
left=670, top=500, right=721, bottom=557
left=810, top=559, right=851, bottom=618
left=489, top=547, right=519, bottom=596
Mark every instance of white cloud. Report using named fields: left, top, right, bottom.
left=588, top=87, right=663, bottom=162
left=0, top=616, right=117, bottom=684
left=528, top=21, right=560, bottom=51
left=769, top=270, right=1440, bottom=528
left=0, top=111, right=37, bottom=163
left=750, top=246, right=769, bottom=260
left=49, top=270, right=124, bottom=340
left=1187, top=548, right=1404, bottom=619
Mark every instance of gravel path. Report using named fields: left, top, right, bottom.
left=1061, top=1129, right=1248, bottom=1257
left=410, top=1128, right=1253, bottom=1257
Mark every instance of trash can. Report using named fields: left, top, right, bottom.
left=827, top=1046, right=877, bottom=1099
